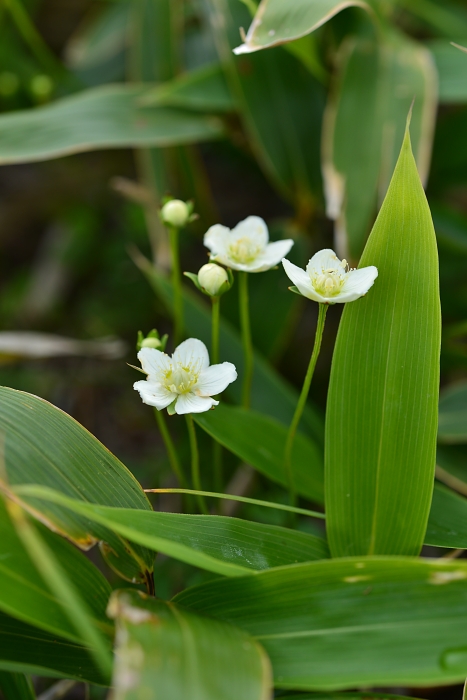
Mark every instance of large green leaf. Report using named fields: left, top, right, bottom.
left=108, top=589, right=272, bottom=700
left=0, top=612, right=106, bottom=684
left=0, top=671, right=35, bottom=700
left=208, top=0, right=324, bottom=207
left=0, top=386, right=154, bottom=585
left=323, top=34, right=437, bottom=259
left=429, top=39, right=467, bottom=103
left=0, top=85, right=223, bottom=164
left=138, top=256, right=324, bottom=442
left=196, top=405, right=324, bottom=504
left=232, top=0, right=371, bottom=54
left=12, top=485, right=329, bottom=576
left=325, top=123, right=441, bottom=556
left=176, top=557, right=467, bottom=690
left=438, top=381, right=467, bottom=443
left=0, top=497, right=112, bottom=644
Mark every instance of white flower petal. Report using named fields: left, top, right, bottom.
left=172, top=338, right=209, bottom=370
left=231, top=216, right=268, bottom=248
left=306, top=249, right=341, bottom=276
left=137, top=347, right=172, bottom=378
left=204, top=224, right=230, bottom=255
left=195, top=362, right=237, bottom=396
left=175, top=393, right=218, bottom=414
left=134, top=380, right=175, bottom=409
left=282, top=258, right=323, bottom=302
left=250, top=239, right=294, bottom=272
left=338, top=266, right=378, bottom=302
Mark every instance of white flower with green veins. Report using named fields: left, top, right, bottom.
left=282, top=249, right=378, bottom=304
left=204, top=216, right=293, bottom=272
left=134, top=338, right=237, bottom=415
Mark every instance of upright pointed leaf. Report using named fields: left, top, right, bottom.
left=325, top=123, right=441, bottom=556
left=108, top=590, right=272, bottom=700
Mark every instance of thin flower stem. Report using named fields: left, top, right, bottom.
left=239, top=271, right=253, bottom=408
left=211, top=296, right=220, bottom=364
left=154, top=408, right=187, bottom=487
left=145, top=488, right=326, bottom=519
left=284, top=303, right=328, bottom=505
left=168, top=224, right=183, bottom=346
left=185, top=414, right=208, bottom=514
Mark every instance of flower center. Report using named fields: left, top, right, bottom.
left=228, top=237, right=262, bottom=264
left=163, top=362, right=200, bottom=395
left=310, top=259, right=348, bottom=297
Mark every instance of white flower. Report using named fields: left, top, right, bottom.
left=161, top=199, right=190, bottom=228
left=134, top=338, right=237, bottom=415
left=282, top=249, right=378, bottom=304
left=204, top=216, right=293, bottom=273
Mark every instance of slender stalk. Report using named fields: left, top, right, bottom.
left=238, top=272, right=253, bottom=408
left=211, top=296, right=223, bottom=493
left=284, top=303, right=328, bottom=505
left=185, top=414, right=208, bottom=514
left=145, top=488, right=326, bottom=519
left=168, top=224, right=183, bottom=345
left=154, top=408, right=186, bottom=487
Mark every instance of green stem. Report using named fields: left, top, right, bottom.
left=185, top=414, right=208, bottom=514
left=239, top=272, right=253, bottom=409
left=211, top=296, right=220, bottom=364
left=154, top=408, right=186, bottom=487
left=284, top=303, right=328, bottom=505
left=168, top=225, right=183, bottom=346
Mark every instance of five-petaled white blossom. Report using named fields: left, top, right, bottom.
left=134, top=338, right=237, bottom=415
left=282, top=249, right=378, bottom=304
left=204, top=216, right=293, bottom=273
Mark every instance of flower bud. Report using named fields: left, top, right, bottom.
left=161, top=199, right=190, bottom=228
left=136, top=329, right=168, bottom=352
left=141, top=337, right=161, bottom=349
left=198, top=263, right=229, bottom=297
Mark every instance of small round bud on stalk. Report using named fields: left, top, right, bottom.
left=136, top=329, right=168, bottom=353
left=184, top=263, right=233, bottom=298
left=160, top=199, right=191, bottom=228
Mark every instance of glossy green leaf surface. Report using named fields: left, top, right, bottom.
left=429, top=40, right=467, bottom=103
left=438, top=381, right=467, bottom=443
left=0, top=85, right=223, bottom=164
left=0, top=497, right=112, bottom=643
left=138, top=257, right=324, bottom=442
left=0, top=386, right=154, bottom=584
left=0, top=612, right=106, bottom=684
left=13, top=485, right=329, bottom=576
left=108, top=590, right=272, bottom=700
left=176, top=557, right=467, bottom=690
left=0, top=671, right=35, bottom=700
left=232, top=0, right=371, bottom=54
left=196, top=405, right=324, bottom=503
left=325, top=125, right=441, bottom=556
left=323, top=34, right=437, bottom=258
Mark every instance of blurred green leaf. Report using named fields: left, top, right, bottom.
left=429, top=40, right=467, bottom=103
left=399, top=0, right=467, bottom=38
left=196, top=405, right=324, bottom=504
left=0, top=497, right=112, bottom=644
left=108, top=589, right=272, bottom=700
left=278, top=695, right=423, bottom=700
left=438, top=381, right=467, bottom=443
left=437, top=444, right=467, bottom=496
left=433, top=205, right=467, bottom=256
left=13, top=485, right=329, bottom=576
left=176, top=557, right=467, bottom=690
left=323, top=34, right=437, bottom=259
left=0, top=612, right=106, bottom=684
left=0, top=85, right=223, bottom=164
left=231, top=0, right=371, bottom=54
left=425, top=483, right=467, bottom=549
left=0, top=386, right=154, bottom=585
left=0, top=671, right=35, bottom=700
left=140, top=62, right=235, bottom=112
left=325, top=123, right=441, bottom=556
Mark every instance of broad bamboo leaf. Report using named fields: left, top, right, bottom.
left=0, top=85, right=223, bottom=164
left=12, top=485, right=329, bottom=576
left=108, top=589, right=272, bottom=700
left=425, top=483, right=467, bottom=549
left=323, top=34, right=437, bottom=259
left=325, top=122, right=441, bottom=556
left=429, top=40, right=467, bottom=103
left=232, top=0, right=371, bottom=54
left=438, top=381, right=467, bottom=443
left=0, top=612, right=107, bottom=684
left=176, top=557, right=467, bottom=690
left=138, top=256, right=324, bottom=442
left=0, top=497, right=112, bottom=644
left=0, top=671, right=35, bottom=700
left=196, top=405, right=324, bottom=504
left=0, top=386, right=154, bottom=585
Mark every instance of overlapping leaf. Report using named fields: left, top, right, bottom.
left=438, top=381, right=467, bottom=443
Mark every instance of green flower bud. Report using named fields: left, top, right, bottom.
left=161, top=199, right=190, bottom=228
left=198, top=263, right=229, bottom=297
left=141, top=337, right=161, bottom=349
left=136, top=329, right=168, bottom=352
